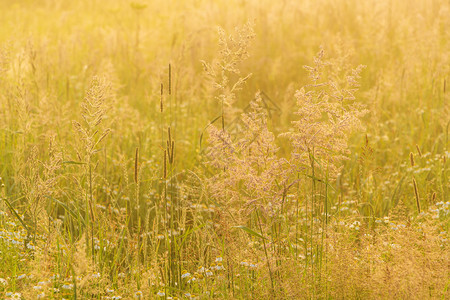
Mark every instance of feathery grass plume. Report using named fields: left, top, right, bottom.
left=96, top=60, right=121, bottom=120
left=18, top=139, right=62, bottom=238
left=73, top=76, right=111, bottom=160
left=202, top=22, right=255, bottom=128
left=358, top=134, right=376, bottom=179
left=206, top=92, right=288, bottom=213
left=72, top=76, right=111, bottom=255
left=359, top=135, right=373, bottom=165
left=390, top=197, right=410, bottom=224
left=205, top=93, right=291, bottom=291
left=1, top=2, right=449, bottom=299
left=281, top=48, right=368, bottom=178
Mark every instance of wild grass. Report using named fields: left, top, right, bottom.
left=0, top=0, right=449, bottom=299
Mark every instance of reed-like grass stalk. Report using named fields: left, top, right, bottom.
left=413, top=178, right=421, bottom=214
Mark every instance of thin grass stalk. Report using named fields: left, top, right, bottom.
left=89, top=163, right=95, bottom=263
left=134, top=147, right=142, bottom=287
left=304, top=171, right=309, bottom=286
left=309, top=148, right=316, bottom=297
left=295, top=174, right=300, bottom=262
left=324, top=162, right=329, bottom=297
left=169, top=64, right=173, bottom=128
left=413, top=178, right=421, bottom=214
left=255, top=208, right=275, bottom=297
left=160, top=83, right=165, bottom=152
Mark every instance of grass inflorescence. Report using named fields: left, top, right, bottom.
left=0, top=0, right=449, bottom=299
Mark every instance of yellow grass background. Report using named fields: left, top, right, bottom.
left=0, top=0, right=448, bottom=299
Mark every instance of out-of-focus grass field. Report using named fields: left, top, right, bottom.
left=0, top=0, right=448, bottom=299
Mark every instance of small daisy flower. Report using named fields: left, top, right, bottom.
left=134, top=291, right=143, bottom=298
left=61, top=283, right=73, bottom=290
left=181, top=271, right=190, bottom=279
left=157, top=290, right=165, bottom=297
left=187, top=276, right=196, bottom=284
left=11, top=292, right=22, bottom=299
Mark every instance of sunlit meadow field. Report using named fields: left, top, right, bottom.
left=0, top=0, right=449, bottom=299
